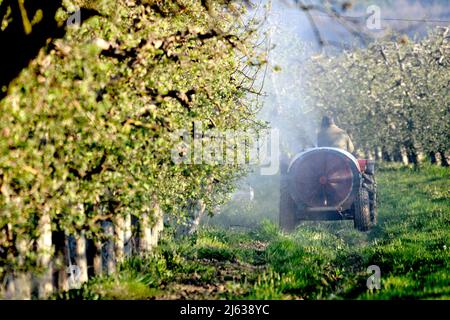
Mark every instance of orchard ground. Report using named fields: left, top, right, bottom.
left=59, top=163, right=449, bottom=300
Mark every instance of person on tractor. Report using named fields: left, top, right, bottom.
left=317, top=115, right=355, bottom=153
left=317, top=115, right=377, bottom=224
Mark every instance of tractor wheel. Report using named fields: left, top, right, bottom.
left=363, top=172, right=378, bottom=226
left=353, top=187, right=371, bottom=231
left=369, top=187, right=378, bottom=226
left=279, top=191, right=297, bottom=232
left=280, top=175, right=298, bottom=232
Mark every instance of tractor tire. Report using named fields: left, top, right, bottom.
left=279, top=191, right=297, bottom=232
left=369, top=187, right=378, bottom=226
left=279, top=155, right=297, bottom=232
left=353, top=187, right=371, bottom=231
left=363, top=172, right=378, bottom=226
left=280, top=175, right=298, bottom=232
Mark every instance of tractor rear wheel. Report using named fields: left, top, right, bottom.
left=353, top=187, right=371, bottom=231
left=279, top=189, right=297, bottom=232
left=369, top=188, right=377, bottom=226
left=363, top=172, right=378, bottom=226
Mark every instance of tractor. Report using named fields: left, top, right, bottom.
left=279, top=147, right=377, bottom=231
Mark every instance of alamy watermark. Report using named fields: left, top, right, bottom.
left=170, top=121, right=279, bottom=175
left=67, top=7, right=81, bottom=28
left=366, top=265, right=381, bottom=290
left=366, top=5, right=382, bottom=30
left=67, top=265, right=81, bottom=289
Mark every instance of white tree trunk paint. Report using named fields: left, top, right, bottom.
left=57, top=245, right=69, bottom=293
left=401, top=147, right=409, bottom=165
left=139, top=212, right=152, bottom=253
left=103, top=221, right=116, bottom=274
left=15, top=237, right=31, bottom=299
left=93, top=240, right=103, bottom=276
left=375, top=146, right=383, bottom=161
left=3, top=274, right=15, bottom=299
left=37, top=208, right=53, bottom=299
left=114, top=215, right=125, bottom=264
left=151, top=202, right=164, bottom=247
left=123, top=214, right=132, bottom=257
left=140, top=199, right=163, bottom=252
left=75, top=232, right=88, bottom=284
left=0, top=205, right=164, bottom=297
left=14, top=273, right=32, bottom=299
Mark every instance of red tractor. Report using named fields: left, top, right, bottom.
left=279, top=147, right=377, bottom=231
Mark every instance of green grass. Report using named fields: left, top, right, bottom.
left=62, top=164, right=449, bottom=300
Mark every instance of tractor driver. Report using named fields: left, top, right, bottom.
left=317, top=115, right=355, bottom=154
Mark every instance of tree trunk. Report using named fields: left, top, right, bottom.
left=151, top=202, right=164, bottom=247
left=14, top=273, right=31, bottom=299
left=374, top=146, right=382, bottom=161
left=53, top=231, right=69, bottom=292
left=439, top=150, right=449, bottom=167
left=114, top=215, right=125, bottom=264
left=139, top=196, right=162, bottom=253
left=103, top=220, right=116, bottom=275
left=139, top=212, right=152, bottom=253
left=417, top=150, right=425, bottom=163
left=392, top=147, right=403, bottom=162
left=404, top=141, right=418, bottom=165
left=75, top=232, right=89, bottom=285
left=130, top=215, right=139, bottom=254
left=382, top=147, right=392, bottom=162
left=187, top=200, right=206, bottom=235
left=279, top=152, right=297, bottom=232
left=3, top=273, right=15, bottom=299
left=37, top=208, right=53, bottom=299
left=14, top=237, right=31, bottom=299
left=123, top=214, right=133, bottom=257
left=406, top=149, right=418, bottom=166
left=400, top=147, right=409, bottom=165
left=429, top=151, right=437, bottom=165
left=93, top=240, right=103, bottom=276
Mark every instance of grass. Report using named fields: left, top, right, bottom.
left=60, top=163, right=449, bottom=300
